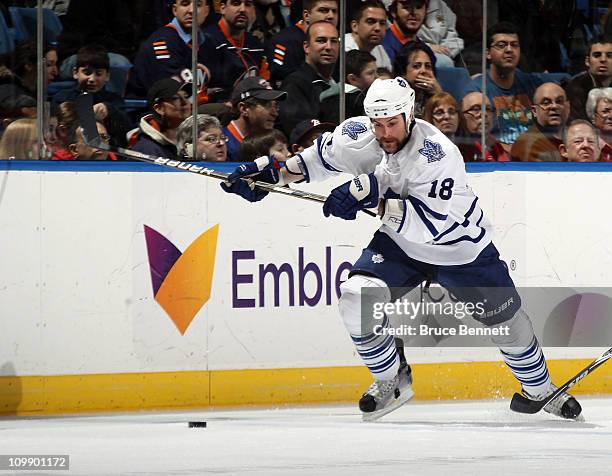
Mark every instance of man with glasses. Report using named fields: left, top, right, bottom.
left=52, top=120, right=117, bottom=161
left=129, top=77, right=193, bottom=158
left=223, top=77, right=287, bottom=161
left=71, top=123, right=117, bottom=161
left=457, top=91, right=509, bottom=162
left=511, top=83, right=570, bottom=162
left=566, top=35, right=612, bottom=122
left=463, top=22, right=542, bottom=152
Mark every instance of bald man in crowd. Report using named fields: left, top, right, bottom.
left=511, top=82, right=570, bottom=161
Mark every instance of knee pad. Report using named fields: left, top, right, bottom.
left=338, top=274, right=390, bottom=336
left=490, top=308, right=537, bottom=349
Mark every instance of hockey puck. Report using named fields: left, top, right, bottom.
left=188, top=421, right=207, bottom=428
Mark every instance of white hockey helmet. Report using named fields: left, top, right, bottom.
left=363, top=77, right=415, bottom=122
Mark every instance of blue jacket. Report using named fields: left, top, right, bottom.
left=201, top=19, right=268, bottom=101
left=130, top=114, right=178, bottom=159
left=265, top=22, right=306, bottom=87
left=128, top=18, right=211, bottom=97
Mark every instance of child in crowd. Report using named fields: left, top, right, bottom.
left=289, top=119, right=335, bottom=155
left=240, top=129, right=291, bottom=162
left=52, top=45, right=131, bottom=147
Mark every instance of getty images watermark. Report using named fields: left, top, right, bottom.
left=371, top=296, right=510, bottom=338
left=361, top=286, right=612, bottom=347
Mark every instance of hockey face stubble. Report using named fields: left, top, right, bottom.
left=371, top=115, right=410, bottom=154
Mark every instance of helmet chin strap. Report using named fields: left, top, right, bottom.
left=397, top=114, right=416, bottom=153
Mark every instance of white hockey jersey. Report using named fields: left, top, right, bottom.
left=297, top=117, right=492, bottom=266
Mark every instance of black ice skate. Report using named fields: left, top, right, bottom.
left=359, top=339, right=414, bottom=422
left=521, top=383, right=583, bottom=420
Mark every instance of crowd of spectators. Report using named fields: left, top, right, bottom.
left=0, top=0, right=611, bottom=163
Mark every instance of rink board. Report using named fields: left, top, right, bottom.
left=0, top=162, right=611, bottom=415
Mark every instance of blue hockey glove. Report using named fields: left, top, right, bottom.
left=220, top=178, right=269, bottom=202
left=323, top=173, right=379, bottom=220
left=220, top=155, right=280, bottom=202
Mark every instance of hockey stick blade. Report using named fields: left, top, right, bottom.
left=510, top=347, right=612, bottom=414
left=74, top=93, right=377, bottom=215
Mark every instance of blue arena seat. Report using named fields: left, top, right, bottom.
left=0, top=11, right=14, bottom=55
left=47, top=80, right=76, bottom=99
left=9, top=7, right=63, bottom=45
left=436, top=67, right=471, bottom=102
left=534, top=72, right=571, bottom=85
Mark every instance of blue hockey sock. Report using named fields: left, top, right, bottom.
left=499, top=336, right=551, bottom=396
left=350, top=315, right=399, bottom=381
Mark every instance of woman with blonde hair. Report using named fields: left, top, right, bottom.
left=423, top=92, right=459, bottom=139
left=0, top=118, right=38, bottom=160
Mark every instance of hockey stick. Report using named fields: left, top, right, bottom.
left=510, top=347, right=612, bottom=414
left=74, top=93, right=377, bottom=216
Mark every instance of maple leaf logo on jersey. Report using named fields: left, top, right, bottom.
left=372, top=253, right=385, bottom=264
left=419, top=139, right=445, bottom=163
left=342, top=121, right=368, bottom=140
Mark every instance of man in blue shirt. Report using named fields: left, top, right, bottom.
left=463, top=22, right=542, bottom=151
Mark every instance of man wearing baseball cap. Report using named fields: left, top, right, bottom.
left=129, top=77, right=193, bottom=157
left=223, top=76, right=287, bottom=161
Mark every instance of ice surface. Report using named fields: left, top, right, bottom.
left=0, top=398, right=610, bottom=475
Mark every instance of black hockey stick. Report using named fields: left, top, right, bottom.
left=74, top=93, right=377, bottom=216
left=510, top=347, right=612, bottom=414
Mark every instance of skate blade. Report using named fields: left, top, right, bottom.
left=544, top=412, right=585, bottom=422
left=543, top=408, right=585, bottom=422
left=361, top=387, right=414, bottom=422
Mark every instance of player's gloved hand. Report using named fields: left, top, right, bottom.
left=220, top=155, right=280, bottom=202
left=323, top=173, right=379, bottom=220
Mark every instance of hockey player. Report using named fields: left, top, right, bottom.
left=220, top=77, right=583, bottom=422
